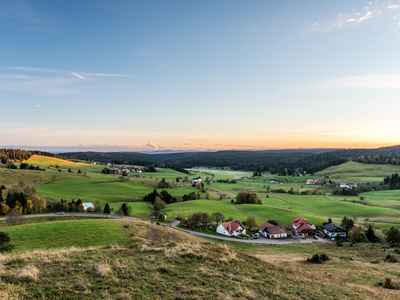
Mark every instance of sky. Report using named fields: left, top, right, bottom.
left=1, top=0, right=400, bottom=152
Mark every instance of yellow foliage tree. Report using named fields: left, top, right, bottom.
left=0, top=204, right=10, bottom=215
left=25, top=200, right=33, bottom=214
left=14, top=201, right=23, bottom=213
left=31, top=194, right=47, bottom=214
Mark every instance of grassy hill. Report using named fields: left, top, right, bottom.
left=24, top=155, right=90, bottom=167
left=0, top=219, right=399, bottom=299
left=316, top=161, right=400, bottom=184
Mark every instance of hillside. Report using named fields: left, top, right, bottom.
left=24, top=155, right=90, bottom=167
left=0, top=219, right=399, bottom=299
left=61, top=145, right=400, bottom=174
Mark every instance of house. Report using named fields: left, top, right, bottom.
left=306, top=179, right=315, bottom=185
left=323, top=223, right=347, bottom=240
left=291, top=216, right=316, bottom=237
left=83, top=203, right=94, bottom=211
left=149, top=212, right=167, bottom=219
left=192, top=177, right=202, bottom=184
left=258, top=222, right=275, bottom=237
left=216, top=220, right=246, bottom=236
left=266, top=225, right=288, bottom=239
left=149, top=212, right=160, bottom=219
left=259, top=222, right=287, bottom=239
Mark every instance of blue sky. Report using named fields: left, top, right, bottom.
left=1, top=0, right=400, bottom=151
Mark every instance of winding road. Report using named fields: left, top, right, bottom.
left=0, top=213, right=327, bottom=245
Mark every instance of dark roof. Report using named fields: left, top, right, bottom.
left=323, top=223, right=347, bottom=232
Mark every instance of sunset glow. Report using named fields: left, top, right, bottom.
left=1, top=0, right=400, bottom=151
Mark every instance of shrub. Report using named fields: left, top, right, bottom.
left=383, top=278, right=396, bottom=289
left=384, top=255, right=398, bottom=263
left=307, top=253, right=330, bottom=264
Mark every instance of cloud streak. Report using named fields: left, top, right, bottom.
left=70, top=72, right=85, bottom=79
left=313, top=73, right=400, bottom=89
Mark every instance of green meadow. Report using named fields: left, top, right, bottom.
left=2, top=156, right=400, bottom=231
left=0, top=219, right=132, bottom=253
left=315, top=161, right=400, bottom=183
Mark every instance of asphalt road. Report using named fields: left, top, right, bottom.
left=0, top=213, right=328, bottom=245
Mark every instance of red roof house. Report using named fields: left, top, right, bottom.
left=291, top=216, right=316, bottom=237
left=216, top=220, right=246, bottom=236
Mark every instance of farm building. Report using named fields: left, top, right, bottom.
left=216, top=220, right=246, bottom=236
left=266, top=225, right=288, bottom=239
left=259, top=222, right=287, bottom=239
left=291, top=216, right=316, bottom=237
left=323, top=223, right=347, bottom=240
left=258, top=222, right=275, bottom=237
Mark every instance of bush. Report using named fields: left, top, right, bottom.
left=383, top=278, right=396, bottom=289
left=384, top=255, right=398, bottom=263
left=307, top=253, right=330, bottom=264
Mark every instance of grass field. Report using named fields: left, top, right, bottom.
left=163, top=199, right=266, bottom=225
left=316, top=161, right=400, bottom=183
left=0, top=219, right=132, bottom=253
left=2, top=155, right=400, bottom=231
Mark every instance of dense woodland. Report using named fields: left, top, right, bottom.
left=0, top=148, right=62, bottom=162
left=62, top=146, right=400, bottom=175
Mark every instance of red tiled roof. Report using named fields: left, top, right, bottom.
left=267, top=225, right=287, bottom=235
left=221, top=220, right=245, bottom=234
left=292, top=216, right=308, bottom=225
left=295, top=223, right=315, bottom=233
left=259, top=222, right=275, bottom=231
left=292, top=216, right=315, bottom=233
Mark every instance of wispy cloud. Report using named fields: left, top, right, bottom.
left=313, top=73, right=400, bottom=89
left=0, top=66, right=132, bottom=94
left=313, top=0, right=400, bottom=32
left=70, top=72, right=85, bottom=79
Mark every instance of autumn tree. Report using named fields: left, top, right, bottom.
left=31, top=195, right=47, bottom=214
left=245, top=216, right=257, bottom=231
left=236, top=192, right=262, bottom=204
left=211, top=212, right=225, bottom=226
left=153, top=197, right=167, bottom=212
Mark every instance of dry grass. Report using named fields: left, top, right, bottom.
left=96, top=263, right=112, bottom=277
left=17, top=266, right=39, bottom=282
left=0, top=219, right=399, bottom=299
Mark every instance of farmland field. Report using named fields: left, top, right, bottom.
left=1, top=156, right=400, bottom=232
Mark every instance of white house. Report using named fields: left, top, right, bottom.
left=216, top=220, right=246, bottom=236
left=83, top=203, right=94, bottom=211
left=323, top=223, right=347, bottom=240
left=192, top=177, right=202, bottom=184
left=266, top=225, right=288, bottom=239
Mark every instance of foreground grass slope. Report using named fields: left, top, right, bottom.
left=1, top=219, right=399, bottom=299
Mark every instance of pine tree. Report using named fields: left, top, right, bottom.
left=103, top=203, right=111, bottom=214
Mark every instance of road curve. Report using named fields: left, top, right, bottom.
left=168, top=220, right=327, bottom=245
left=0, top=213, right=327, bottom=245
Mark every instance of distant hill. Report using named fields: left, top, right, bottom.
left=61, top=145, right=400, bottom=175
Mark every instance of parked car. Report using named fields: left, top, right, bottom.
left=251, top=233, right=260, bottom=239
left=314, top=235, right=319, bottom=240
